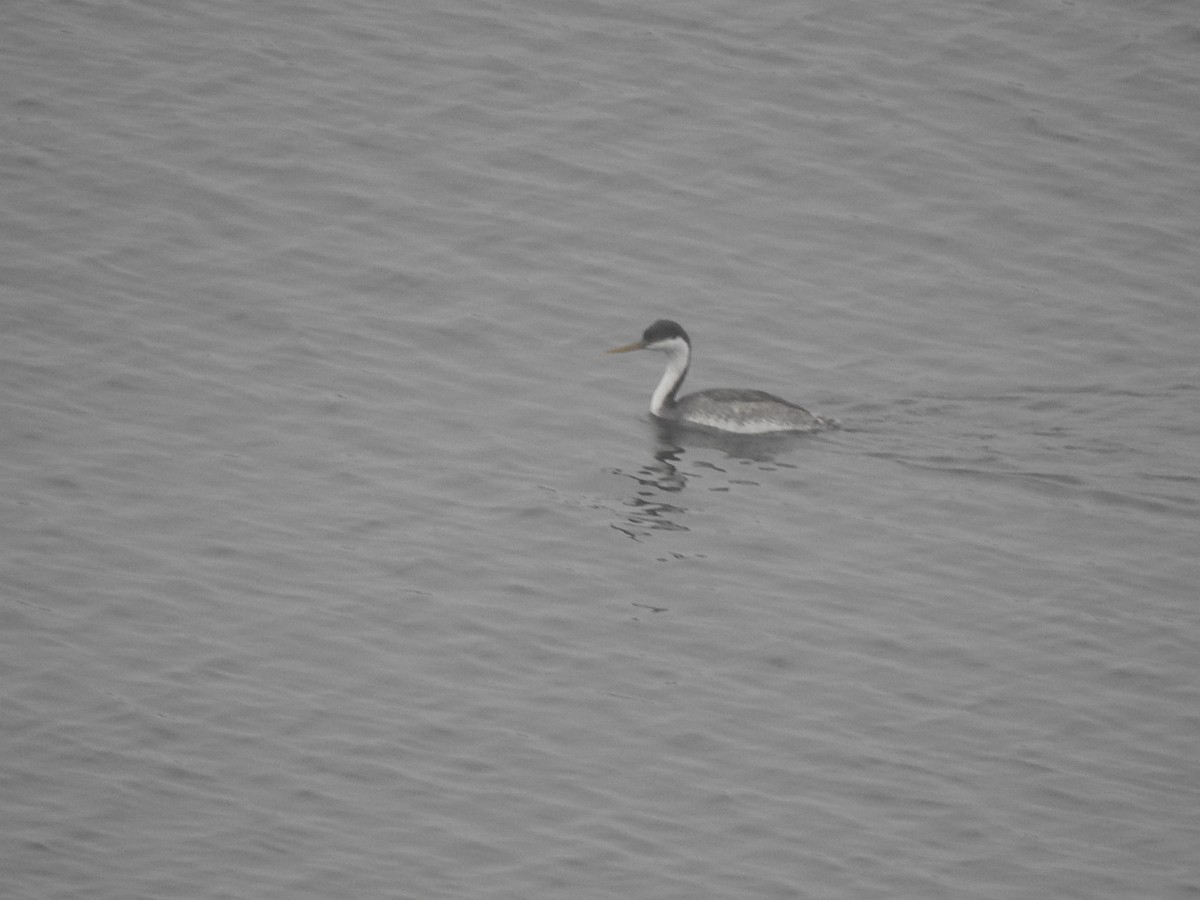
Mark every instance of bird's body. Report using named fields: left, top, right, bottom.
left=607, top=319, right=828, bottom=434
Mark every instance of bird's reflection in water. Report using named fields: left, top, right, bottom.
left=610, top=442, right=689, bottom=541
left=610, top=421, right=803, bottom=540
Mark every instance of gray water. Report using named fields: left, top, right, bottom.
left=3, top=1, right=1198, bottom=897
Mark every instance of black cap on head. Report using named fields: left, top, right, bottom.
left=642, top=319, right=689, bottom=345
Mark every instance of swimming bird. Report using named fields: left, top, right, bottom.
left=607, top=319, right=828, bottom=434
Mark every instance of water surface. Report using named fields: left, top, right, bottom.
left=3, top=1, right=1198, bottom=897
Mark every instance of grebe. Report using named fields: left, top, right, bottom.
left=607, top=319, right=828, bottom=434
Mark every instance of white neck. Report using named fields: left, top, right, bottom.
left=649, top=337, right=690, bottom=416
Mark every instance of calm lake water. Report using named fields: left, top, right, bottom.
left=3, top=1, right=1198, bottom=897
